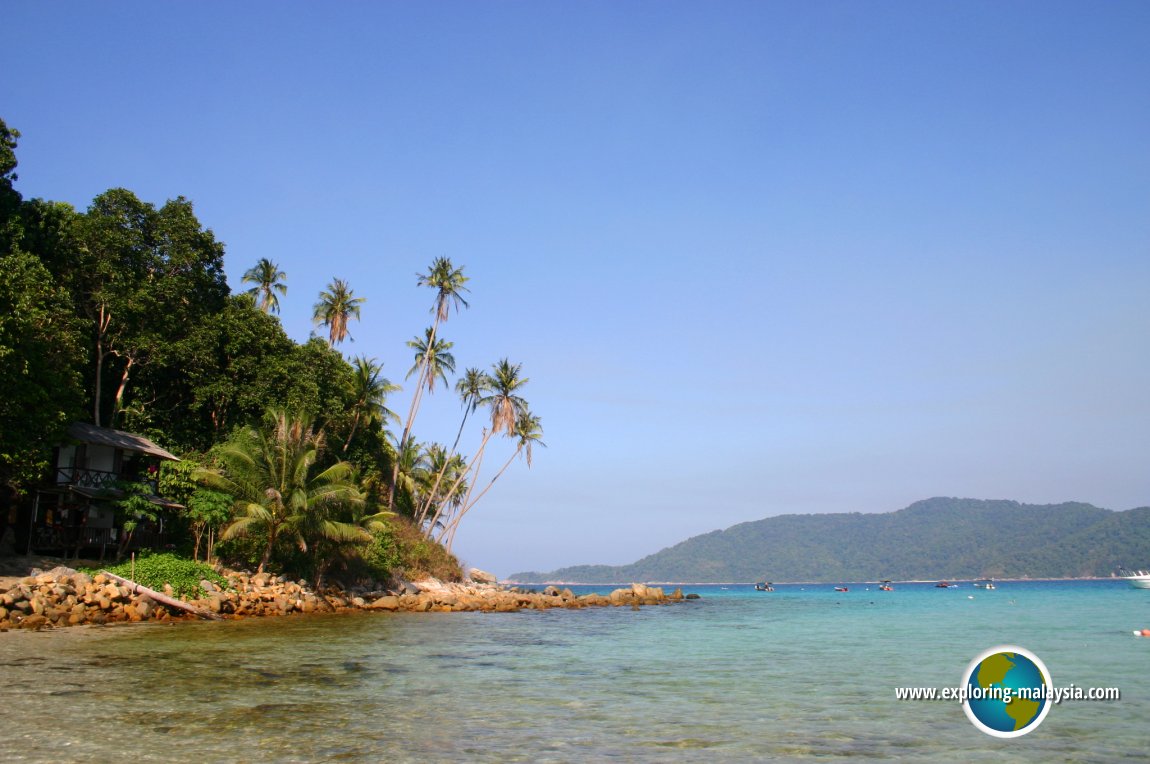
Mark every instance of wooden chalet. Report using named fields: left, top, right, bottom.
left=25, top=423, right=183, bottom=559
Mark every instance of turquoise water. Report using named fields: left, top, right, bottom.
left=1, top=580, right=1147, bottom=762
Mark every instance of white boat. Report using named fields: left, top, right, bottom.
left=1122, top=570, right=1150, bottom=589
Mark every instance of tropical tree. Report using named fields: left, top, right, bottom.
left=313, top=278, right=364, bottom=345
left=451, top=367, right=490, bottom=453
left=405, top=328, right=456, bottom=394
left=389, top=257, right=468, bottom=508
left=442, top=409, right=544, bottom=549
left=414, top=367, right=489, bottom=526
left=196, top=409, right=366, bottom=574
left=242, top=258, right=287, bottom=314
left=414, top=443, right=468, bottom=530
left=427, top=358, right=529, bottom=538
left=344, top=355, right=400, bottom=452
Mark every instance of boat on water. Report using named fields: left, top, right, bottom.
left=834, top=586, right=849, bottom=592
left=878, top=580, right=894, bottom=591
left=1120, top=569, right=1150, bottom=589
left=935, top=581, right=957, bottom=588
left=973, top=579, right=996, bottom=590
left=754, top=582, right=775, bottom=592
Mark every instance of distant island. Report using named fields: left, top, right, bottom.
left=509, top=497, right=1150, bottom=583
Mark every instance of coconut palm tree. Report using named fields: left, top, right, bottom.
left=196, top=409, right=366, bottom=574
left=415, top=443, right=468, bottom=531
left=313, top=278, right=365, bottom=345
left=343, top=355, right=400, bottom=453
left=420, top=256, right=470, bottom=325
left=428, top=359, right=528, bottom=537
left=414, top=367, right=490, bottom=524
left=242, top=258, right=287, bottom=314
left=390, top=258, right=469, bottom=509
left=443, top=410, right=544, bottom=549
left=479, top=358, right=529, bottom=436
left=405, top=328, right=456, bottom=395
left=451, top=367, right=490, bottom=453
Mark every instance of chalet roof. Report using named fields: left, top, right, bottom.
left=66, top=423, right=180, bottom=462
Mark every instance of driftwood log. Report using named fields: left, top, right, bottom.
left=100, top=570, right=223, bottom=621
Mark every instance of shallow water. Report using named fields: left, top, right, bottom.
left=1, top=580, right=1147, bottom=762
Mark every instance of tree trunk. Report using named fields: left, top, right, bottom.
left=101, top=571, right=223, bottom=620
left=427, top=428, right=491, bottom=536
left=388, top=316, right=441, bottom=509
left=93, top=304, right=112, bottom=427
left=110, top=354, right=135, bottom=428
left=443, top=448, right=520, bottom=552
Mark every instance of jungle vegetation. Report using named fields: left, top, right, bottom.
left=0, top=117, right=542, bottom=584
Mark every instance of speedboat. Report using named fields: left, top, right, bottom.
left=973, top=579, right=996, bottom=590
left=834, top=586, right=849, bottom=592
left=1121, top=570, right=1150, bottom=589
left=878, top=580, right=894, bottom=591
left=754, top=582, right=775, bottom=592
left=935, top=581, right=957, bottom=588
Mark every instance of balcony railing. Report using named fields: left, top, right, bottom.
left=56, top=468, right=119, bottom=489
left=30, top=525, right=166, bottom=558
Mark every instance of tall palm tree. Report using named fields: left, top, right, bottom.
left=451, top=367, right=490, bottom=453
left=405, top=328, right=456, bottom=394
left=242, top=258, right=287, bottom=314
left=313, top=278, right=365, bottom=345
left=429, top=358, right=528, bottom=537
left=390, top=258, right=469, bottom=509
left=415, top=443, right=468, bottom=531
left=415, top=367, right=489, bottom=525
left=443, top=410, right=544, bottom=549
left=479, top=358, right=529, bottom=436
left=196, top=409, right=366, bottom=574
left=343, top=355, right=400, bottom=453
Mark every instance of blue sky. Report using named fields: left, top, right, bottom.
left=5, top=2, right=1149, bottom=576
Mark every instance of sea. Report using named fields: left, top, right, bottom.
left=1, top=579, right=1147, bottom=762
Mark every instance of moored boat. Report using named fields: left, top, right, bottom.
left=1121, top=570, right=1150, bottom=589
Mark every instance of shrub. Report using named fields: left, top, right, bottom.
left=97, top=552, right=229, bottom=599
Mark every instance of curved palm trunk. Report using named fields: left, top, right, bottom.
left=443, top=446, right=520, bottom=551
left=415, top=404, right=473, bottom=526
left=388, top=317, right=441, bottom=509
left=258, top=524, right=279, bottom=574
left=428, top=427, right=490, bottom=538
left=342, top=409, right=362, bottom=453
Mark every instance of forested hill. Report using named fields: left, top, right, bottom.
left=509, top=498, right=1150, bottom=583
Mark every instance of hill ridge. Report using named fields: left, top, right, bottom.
left=508, top=497, right=1150, bottom=583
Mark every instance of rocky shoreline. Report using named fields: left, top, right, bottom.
left=0, top=566, right=697, bottom=631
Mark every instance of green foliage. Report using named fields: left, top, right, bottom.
left=198, top=409, right=366, bottom=573
left=0, top=250, right=84, bottom=486
left=510, top=498, right=1150, bottom=583
left=114, top=480, right=159, bottom=530
left=99, top=551, right=228, bottom=600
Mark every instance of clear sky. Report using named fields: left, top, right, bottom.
left=5, top=2, right=1149, bottom=576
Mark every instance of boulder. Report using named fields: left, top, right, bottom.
left=369, top=595, right=400, bottom=611
left=468, top=568, right=498, bottom=585
left=20, top=614, right=48, bottom=630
